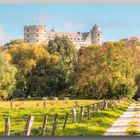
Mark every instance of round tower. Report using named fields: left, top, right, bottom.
left=24, top=25, right=47, bottom=44
left=90, top=24, right=102, bottom=46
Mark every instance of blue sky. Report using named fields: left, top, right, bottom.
left=0, top=4, right=140, bottom=45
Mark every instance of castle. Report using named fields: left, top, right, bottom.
left=24, top=24, right=102, bottom=49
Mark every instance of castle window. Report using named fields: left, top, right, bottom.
left=36, top=29, right=39, bottom=32
left=36, top=34, right=39, bottom=37
left=27, top=40, right=29, bottom=43
left=44, top=30, right=46, bottom=32
left=27, top=35, right=29, bottom=37
left=98, top=34, right=100, bottom=36
left=36, top=40, right=39, bottom=42
left=27, top=29, right=29, bottom=32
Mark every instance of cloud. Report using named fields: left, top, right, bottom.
left=63, top=22, right=85, bottom=32
left=0, top=25, right=14, bottom=45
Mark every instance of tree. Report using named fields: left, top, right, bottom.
left=47, top=36, right=77, bottom=96
left=2, top=43, right=50, bottom=98
left=74, top=42, right=137, bottom=99
left=4, top=39, right=24, bottom=46
left=27, top=55, right=59, bottom=97
left=0, top=54, right=17, bottom=99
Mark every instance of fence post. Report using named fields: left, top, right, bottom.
left=10, top=101, right=13, bottom=109
left=5, top=117, right=10, bottom=136
left=108, top=101, right=111, bottom=108
left=92, top=104, right=95, bottom=115
left=102, top=101, right=105, bottom=110
left=72, top=108, right=76, bottom=123
left=41, top=115, right=48, bottom=136
left=101, top=102, right=104, bottom=110
left=79, top=106, right=84, bottom=122
left=104, top=100, right=108, bottom=109
left=100, top=102, right=102, bottom=110
left=87, top=106, right=90, bottom=120
left=75, top=101, right=78, bottom=108
left=24, top=116, right=34, bottom=136
left=52, top=114, right=58, bottom=136
left=97, top=103, right=100, bottom=112
left=43, top=101, right=46, bottom=108
left=63, top=113, right=69, bottom=129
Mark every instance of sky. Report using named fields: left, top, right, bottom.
left=0, top=4, right=140, bottom=45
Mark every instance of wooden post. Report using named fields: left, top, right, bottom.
left=79, top=106, right=84, bottom=122
left=52, top=114, right=58, bottom=136
left=108, top=102, right=111, bottom=108
left=92, top=104, right=95, bottom=115
left=41, top=115, right=48, bottom=136
left=24, top=116, right=34, bottom=136
left=110, top=102, right=112, bottom=108
left=87, top=106, right=90, bottom=119
left=110, top=101, right=112, bottom=108
left=10, top=101, right=13, bottom=109
left=72, top=108, right=76, bottom=123
left=104, top=100, right=108, bottom=109
left=99, top=102, right=102, bottom=110
left=101, top=102, right=104, bottom=110
left=102, top=101, right=105, bottom=110
left=97, top=103, right=100, bottom=112
left=43, top=101, right=46, bottom=108
left=5, top=117, right=10, bottom=136
left=63, top=113, right=69, bottom=129
left=75, top=101, right=78, bottom=108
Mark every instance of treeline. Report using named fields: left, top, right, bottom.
left=0, top=36, right=140, bottom=100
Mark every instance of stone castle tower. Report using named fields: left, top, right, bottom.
left=24, top=25, right=47, bottom=44
left=90, top=24, right=102, bottom=46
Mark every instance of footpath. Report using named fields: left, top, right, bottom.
left=104, top=102, right=140, bottom=136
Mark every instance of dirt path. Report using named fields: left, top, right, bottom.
left=104, top=102, right=140, bottom=136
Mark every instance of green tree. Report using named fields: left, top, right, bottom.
left=27, top=55, right=59, bottom=97
left=47, top=36, right=77, bottom=96
left=0, top=54, right=17, bottom=99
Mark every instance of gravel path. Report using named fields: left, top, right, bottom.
left=104, top=103, right=140, bottom=136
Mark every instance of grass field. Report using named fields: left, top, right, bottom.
left=0, top=99, right=132, bottom=136
left=0, top=100, right=99, bottom=108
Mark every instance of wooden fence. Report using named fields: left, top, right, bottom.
left=4, top=99, right=125, bottom=136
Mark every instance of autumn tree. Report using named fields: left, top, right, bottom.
left=0, top=54, right=17, bottom=99
left=2, top=43, right=50, bottom=98
left=74, top=43, right=137, bottom=99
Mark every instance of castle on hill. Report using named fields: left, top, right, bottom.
left=24, top=24, right=102, bottom=49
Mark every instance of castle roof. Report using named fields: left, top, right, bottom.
left=91, top=24, right=101, bottom=32
left=81, top=32, right=90, bottom=40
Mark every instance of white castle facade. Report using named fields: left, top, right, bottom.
left=24, top=24, right=102, bottom=49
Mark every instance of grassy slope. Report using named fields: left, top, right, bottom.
left=0, top=100, right=99, bottom=136
left=0, top=100, right=132, bottom=136
left=58, top=100, right=132, bottom=136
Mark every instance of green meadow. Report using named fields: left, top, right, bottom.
left=0, top=99, right=131, bottom=136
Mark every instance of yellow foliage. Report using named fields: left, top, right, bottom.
left=2, top=49, right=12, bottom=62
left=136, top=46, right=140, bottom=51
